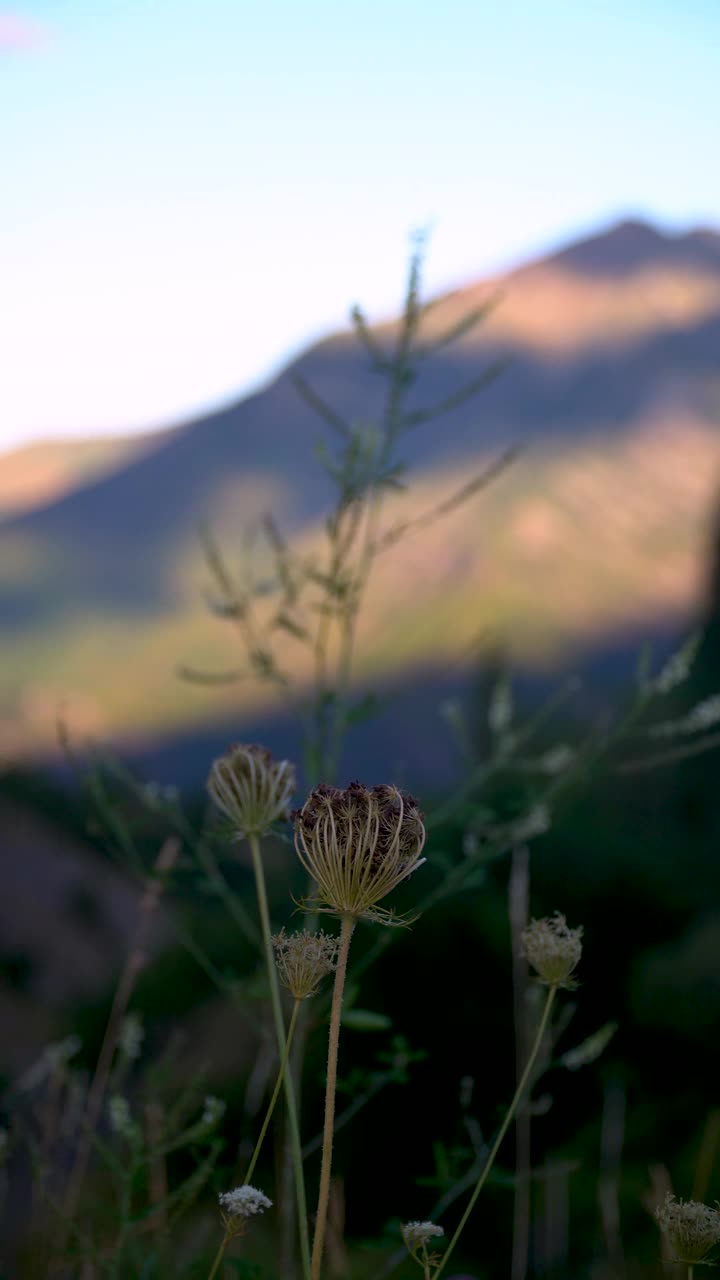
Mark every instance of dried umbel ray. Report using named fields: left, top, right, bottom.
left=293, top=781, right=426, bottom=924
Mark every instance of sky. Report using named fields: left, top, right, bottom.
left=1, top=0, right=719, bottom=453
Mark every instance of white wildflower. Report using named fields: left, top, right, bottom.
left=219, top=1184, right=272, bottom=1221
left=402, top=1220, right=444, bottom=1252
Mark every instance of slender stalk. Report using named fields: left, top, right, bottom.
left=311, top=914, right=355, bottom=1280
left=434, top=985, right=558, bottom=1280
left=245, top=1000, right=300, bottom=1185
left=206, top=1236, right=227, bottom=1280
left=248, top=833, right=311, bottom=1280
left=688, top=1267, right=694, bottom=1280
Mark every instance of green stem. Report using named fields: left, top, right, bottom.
left=689, top=1267, right=694, bottom=1280
left=245, top=1000, right=301, bottom=1185
left=248, top=833, right=311, bottom=1280
left=206, top=1235, right=228, bottom=1280
left=311, top=914, right=355, bottom=1280
left=434, top=985, right=558, bottom=1280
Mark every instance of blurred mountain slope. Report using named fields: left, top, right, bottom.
left=2, top=217, right=720, bottom=763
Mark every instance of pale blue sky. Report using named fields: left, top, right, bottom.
left=1, top=0, right=719, bottom=450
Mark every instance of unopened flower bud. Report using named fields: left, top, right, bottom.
left=522, top=912, right=582, bottom=989
left=655, top=1193, right=720, bottom=1264
left=293, top=781, right=426, bottom=924
left=208, top=744, right=295, bottom=837
left=272, top=928, right=339, bottom=1000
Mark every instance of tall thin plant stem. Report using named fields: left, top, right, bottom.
left=206, top=1236, right=227, bottom=1280
left=311, top=914, right=355, bottom=1280
left=248, top=833, right=311, bottom=1280
left=245, top=1000, right=300, bottom=1185
left=434, top=984, right=558, bottom=1280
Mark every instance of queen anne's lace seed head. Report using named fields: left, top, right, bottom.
left=522, top=912, right=582, bottom=989
left=272, top=928, right=339, bottom=1000
left=208, top=744, right=295, bottom=837
left=219, top=1184, right=272, bottom=1237
left=293, top=781, right=426, bottom=925
left=655, top=1194, right=720, bottom=1263
left=401, top=1220, right=444, bottom=1253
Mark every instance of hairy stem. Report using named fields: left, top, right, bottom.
left=434, top=985, right=558, bottom=1280
left=248, top=833, right=311, bottom=1280
left=311, top=914, right=355, bottom=1280
left=245, top=1000, right=300, bottom=1185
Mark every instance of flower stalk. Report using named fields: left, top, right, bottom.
left=311, top=914, right=355, bottom=1280
left=433, top=984, right=558, bottom=1280
left=248, top=832, right=311, bottom=1280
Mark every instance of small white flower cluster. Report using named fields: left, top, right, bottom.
left=219, top=1184, right=272, bottom=1220
left=201, top=1095, right=226, bottom=1128
left=401, top=1220, right=444, bottom=1251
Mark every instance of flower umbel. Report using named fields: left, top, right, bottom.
left=522, top=912, right=582, bottom=988
left=655, top=1194, right=720, bottom=1264
left=207, top=743, right=295, bottom=837
left=219, top=1184, right=272, bottom=1238
left=402, top=1221, right=444, bottom=1252
left=293, top=781, right=426, bottom=924
left=272, top=928, right=339, bottom=1000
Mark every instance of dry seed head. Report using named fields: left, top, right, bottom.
left=402, top=1220, right=444, bottom=1253
left=655, top=1194, right=720, bottom=1264
left=293, top=781, right=426, bottom=924
left=522, top=911, right=583, bottom=988
left=207, top=743, right=295, bottom=836
left=271, top=928, right=339, bottom=1000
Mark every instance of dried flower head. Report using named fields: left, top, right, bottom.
left=207, top=743, right=295, bottom=837
left=402, top=1220, right=444, bottom=1253
left=293, top=781, right=426, bottom=924
left=272, top=928, right=339, bottom=1000
left=219, top=1184, right=272, bottom=1238
left=655, top=1194, right=720, bottom=1264
left=522, top=912, right=582, bottom=988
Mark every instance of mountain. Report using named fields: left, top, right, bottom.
left=2, top=217, right=720, bottom=772
left=0, top=433, right=154, bottom=518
